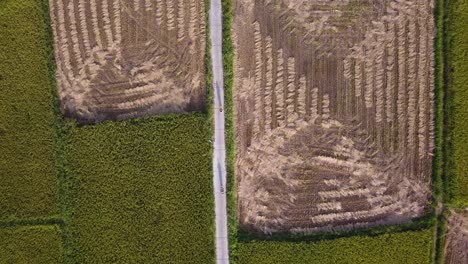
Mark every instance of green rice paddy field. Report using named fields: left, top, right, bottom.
left=0, top=0, right=58, bottom=220
left=0, top=225, right=63, bottom=263
left=0, top=0, right=466, bottom=263
left=237, top=229, right=435, bottom=264
left=61, top=115, right=215, bottom=263
left=444, top=0, right=468, bottom=207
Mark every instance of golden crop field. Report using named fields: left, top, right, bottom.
left=234, top=0, right=435, bottom=234
left=50, top=0, right=206, bottom=123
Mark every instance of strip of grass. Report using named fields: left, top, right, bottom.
left=221, top=0, right=238, bottom=263
left=0, top=0, right=58, bottom=219
left=238, top=228, right=435, bottom=264
left=433, top=0, right=445, bottom=201
left=62, top=115, right=214, bottom=263
left=434, top=209, right=449, bottom=264
left=443, top=0, right=468, bottom=207
left=0, top=225, right=62, bottom=263
left=432, top=1, right=449, bottom=263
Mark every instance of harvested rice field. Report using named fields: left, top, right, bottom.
left=444, top=209, right=468, bottom=264
left=234, top=0, right=436, bottom=234
left=49, top=0, right=207, bottom=123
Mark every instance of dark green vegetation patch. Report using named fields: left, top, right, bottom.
left=444, top=0, right=468, bottom=207
left=0, top=0, right=58, bottom=219
left=238, top=228, right=434, bottom=264
left=62, top=115, right=215, bottom=263
left=0, top=225, right=62, bottom=263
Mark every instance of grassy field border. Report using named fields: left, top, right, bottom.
left=433, top=0, right=445, bottom=202
left=205, top=1, right=217, bottom=263
left=221, top=0, right=238, bottom=263
left=434, top=209, right=449, bottom=264
left=433, top=0, right=449, bottom=263
left=442, top=0, right=455, bottom=207
left=38, top=0, right=74, bottom=260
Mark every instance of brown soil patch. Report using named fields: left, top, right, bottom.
left=234, top=0, right=435, bottom=234
left=445, top=209, right=468, bottom=264
left=50, top=0, right=206, bottom=123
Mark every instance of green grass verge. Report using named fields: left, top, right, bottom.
left=433, top=1, right=448, bottom=263
left=443, top=0, right=468, bottom=207
left=434, top=209, right=449, bottom=264
left=221, top=0, right=238, bottom=263
left=238, top=228, right=435, bottom=264
left=0, top=225, right=63, bottom=263
left=433, top=0, right=445, bottom=202
left=62, top=115, right=214, bottom=263
left=0, top=0, right=58, bottom=219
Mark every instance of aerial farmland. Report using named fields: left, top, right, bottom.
left=0, top=0, right=467, bottom=263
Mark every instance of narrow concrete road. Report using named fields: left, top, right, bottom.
left=210, top=0, right=230, bottom=263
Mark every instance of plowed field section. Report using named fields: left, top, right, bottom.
left=234, top=0, right=435, bottom=234
left=444, top=210, right=468, bottom=264
left=49, top=0, right=207, bottom=123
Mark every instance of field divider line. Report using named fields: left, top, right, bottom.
left=0, top=217, right=64, bottom=228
